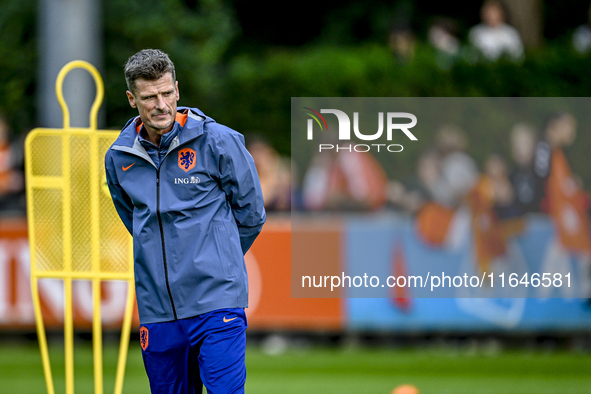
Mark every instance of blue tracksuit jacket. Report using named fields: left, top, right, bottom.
left=105, top=107, right=266, bottom=324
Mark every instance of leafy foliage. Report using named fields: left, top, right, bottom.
left=0, top=0, right=36, bottom=134
left=103, top=0, right=239, bottom=128
left=223, top=42, right=591, bottom=157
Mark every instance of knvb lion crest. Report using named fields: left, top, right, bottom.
left=140, top=326, right=149, bottom=350
left=178, top=148, right=196, bottom=172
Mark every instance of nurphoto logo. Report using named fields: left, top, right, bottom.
left=303, top=107, right=418, bottom=153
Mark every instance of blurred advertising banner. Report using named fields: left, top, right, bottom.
left=3, top=213, right=591, bottom=332
left=0, top=217, right=138, bottom=330
left=344, top=214, right=591, bottom=331
left=0, top=218, right=34, bottom=328
left=0, top=217, right=343, bottom=331
left=248, top=218, right=343, bottom=330
left=291, top=213, right=591, bottom=331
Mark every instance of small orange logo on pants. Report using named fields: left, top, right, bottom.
left=140, top=326, right=149, bottom=350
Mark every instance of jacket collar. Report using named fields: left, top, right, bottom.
left=113, top=107, right=208, bottom=150
left=176, top=107, right=207, bottom=146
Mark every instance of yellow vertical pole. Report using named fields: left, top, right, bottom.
left=55, top=58, right=77, bottom=394
left=62, top=131, right=74, bottom=394
left=92, top=278, right=103, bottom=394
left=114, top=240, right=135, bottom=394
left=32, top=279, right=56, bottom=394
left=90, top=132, right=104, bottom=394
left=64, top=278, right=75, bottom=394
left=113, top=280, right=135, bottom=394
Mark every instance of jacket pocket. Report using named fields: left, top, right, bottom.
left=213, top=223, right=236, bottom=279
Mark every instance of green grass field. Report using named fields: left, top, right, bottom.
left=1, top=339, right=591, bottom=393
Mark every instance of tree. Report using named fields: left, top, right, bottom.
left=103, top=0, right=239, bottom=127
left=502, top=0, right=544, bottom=49
left=0, top=0, right=36, bottom=134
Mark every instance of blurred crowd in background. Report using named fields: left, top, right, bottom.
left=295, top=110, right=591, bottom=270
left=299, top=111, right=579, bottom=217
left=391, top=0, right=526, bottom=64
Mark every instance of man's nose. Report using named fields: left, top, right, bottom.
left=155, top=95, right=166, bottom=109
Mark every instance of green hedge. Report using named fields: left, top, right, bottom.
left=218, top=43, right=591, bottom=188
left=221, top=43, right=591, bottom=158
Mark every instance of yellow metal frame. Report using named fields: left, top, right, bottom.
left=25, top=61, right=135, bottom=394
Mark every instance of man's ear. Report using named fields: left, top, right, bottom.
left=126, top=91, right=137, bottom=108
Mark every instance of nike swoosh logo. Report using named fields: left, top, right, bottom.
left=223, top=316, right=238, bottom=323
left=122, top=163, right=135, bottom=171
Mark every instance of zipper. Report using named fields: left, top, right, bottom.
left=113, top=129, right=202, bottom=321
left=156, top=169, right=178, bottom=320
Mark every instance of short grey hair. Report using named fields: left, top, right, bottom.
left=124, top=49, right=176, bottom=94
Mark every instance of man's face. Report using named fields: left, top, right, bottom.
left=126, top=72, right=179, bottom=141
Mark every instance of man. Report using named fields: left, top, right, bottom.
left=105, top=49, right=266, bottom=393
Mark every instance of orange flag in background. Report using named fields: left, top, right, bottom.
left=390, top=245, right=412, bottom=312
left=0, top=143, right=13, bottom=193
left=546, top=149, right=591, bottom=253
left=415, top=202, right=455, bottom=247
left=466, top=176, right=506, bottom=272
